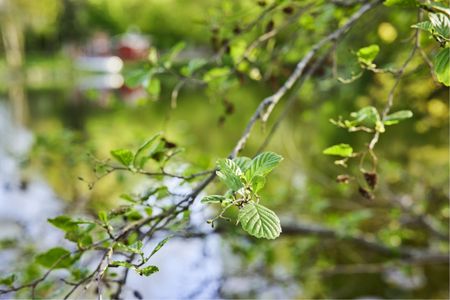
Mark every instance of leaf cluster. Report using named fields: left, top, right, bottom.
left=202, top=152, right=283, bottom=239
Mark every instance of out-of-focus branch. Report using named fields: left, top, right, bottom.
left=419, top=3, right=450, bottom=18
left=231, top=0, right=382, bottom=158
left=368, top=13, right=420, bottom=151
left=331, top=0, right=369, bottom=7
left=181, top=221, right=449, bottom=264
left=236, top=3, right=314, bottom=66
left=281, top=222, right=448, bottom=263
left=257, top=48, right=334, bottom=153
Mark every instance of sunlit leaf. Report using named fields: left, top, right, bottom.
left=323, top=144, right=353, bottom=157
left=411, top=21, right=433, bottom=33
left=145, top=77, right=161, bottom=98
left=148, top=47, right=158, bottom=65
left=251, top=175, right=266, bottom=194
left=133, top=133, right=162, bottom=168
left=233, top=156, right=252, bottom=173
left=245, top=152, right=283, bottom=182
left=429, top=13, right=450, bottom=41
left=384, top=110, right=413, bottom=125
left=357, top=44, right=380, bottom=66
left=350, top=106, right=381, bottom=127
left=98, top=211, right=108, bottom=223
left=238, top=202, right=281, bottom=239
left=148, top=236, right=171, bottom=258
left=125, top=69, right=150, bottom=88
left=216, top=158, right=244, bottom=191
left=137, top=265, right=159, bottom=276
left=111, top=149, right=134, bottom=167
left=203, top=67, right=230, bottom=83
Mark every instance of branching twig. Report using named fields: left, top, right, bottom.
left=368, top=14, right=420, bottom=152
left=257, top=48, right=335, bottom=153
left=231, top=0, right=381, bottom=158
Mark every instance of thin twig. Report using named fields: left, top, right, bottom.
left=231, top=0, right=381, bottom=158
left=368, top=13, right=420, bottom=151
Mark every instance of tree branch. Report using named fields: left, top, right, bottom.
left=180, top=221, right=449, bottom=264
left=281, top=222, right=448, bottom=263
left=230, top=0, right=382, bottom=158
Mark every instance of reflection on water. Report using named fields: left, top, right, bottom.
left=0, top=95, right=300, bottom=298
left=76, top=74, right=124, bottom=91
left=126, top=233, right=223, bottom=299
left=0, top=101, right=63, bottom=266
left=0, top=99, right=225, bottom=299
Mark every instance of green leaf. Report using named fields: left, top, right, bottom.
left=148, top=236, right=171, bottom=259
left=48, top=215, right=77, bottom=231
left=201, top=195, right=226, bottom=204
left=238, top=202, right=281, bottom=239
left=181, top=58, right=208, bottom=76
left=110, top=261, right=134, bottom=268
left=145, top=77, right=161, bottom=98
left=35, top=247, right=76, bottom=269
left=145, top=207, right=153, bottom=216
left=0, top=274, right=15, bottom=287
left=411, top=21, right=433, bottom=33
left=434, top=48, right=450, bottom=86
left=137, top=265, right=159, bottom=276
left=233, top=156, right=252, bottom=172
left=98, top=211, right=108, bottom=223
left=148, top=47, right=158, bottom=65
left=115, top=242, right=143, bottom=255
left=245, top=152, right=283, bottom=182
left=111, top=149, right=134, bottom=167
left=251, top=175, right=266, bottom=194
left=125, top=69, right=150, bottom=88
left=216, top=158, right=244, bottom=191
left=63, top=222, right=94, bottom=248
left=203, top=67, right=230, bottom=83
left=384, top=110, right=413, bottom=125
left=133, top=134, right=162, bottom=168
left=384, top=0, right=418, bottom=7
left=350, top=106, right=381, bottom=127
left=125, top=210, right=143, bottom=221
left=323, top=144, right=353, bottom=157
left=65, top=233, right=92, bottom=248
left=162, top=41, right=186, bottom=67
left=429, top=13, right=450, bottom=41
left=70, top=268, right=90, bottom=281
left=375, top=120, right=385, bottom=133
left=357, top=44, right=380, bottom=66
